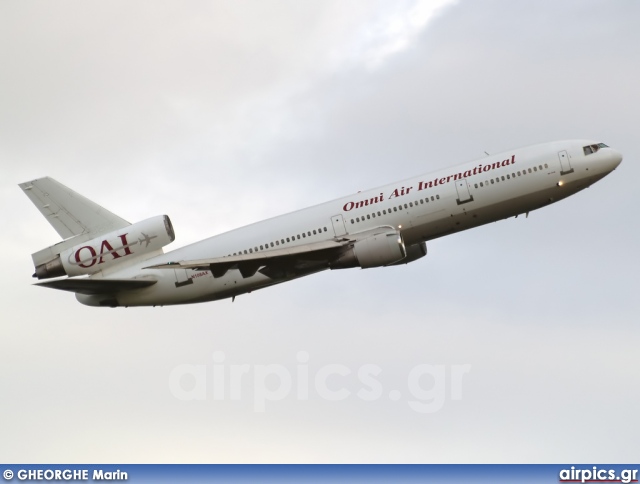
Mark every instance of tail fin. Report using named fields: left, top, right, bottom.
left=19, top=177, right=130, bottom=240
left=20, top=177, right=132, bottom=272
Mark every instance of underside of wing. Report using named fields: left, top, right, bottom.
left=145, top=239, right=349, bottom=279
left=36, top=278, right=157, bottom=295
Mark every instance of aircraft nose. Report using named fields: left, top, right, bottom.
left=609, top=148, right=623, bottom=168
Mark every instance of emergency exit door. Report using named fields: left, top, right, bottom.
left=331, top=214, right=347, bottom=237
left=558, top=150, right=574, bottom=175
left=455, top=179, right=474, bottom=205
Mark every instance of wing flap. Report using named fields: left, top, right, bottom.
left=36, top=278, right=157, bottom=295
left=146, top=239, right=348, bottom=279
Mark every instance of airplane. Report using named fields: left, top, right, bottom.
left=19, top=139, right=622, bottom=308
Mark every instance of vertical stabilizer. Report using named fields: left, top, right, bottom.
left=19, top=177, right=130, bottom=239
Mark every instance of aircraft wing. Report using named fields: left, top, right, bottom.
left=145, top=239, right=349, bottom=279
left=36, top=278, right=157, bottom=295
left=19, top=177, right=130, bottom=239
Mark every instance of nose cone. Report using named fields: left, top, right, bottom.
left=609, top=148, right=623, bottom=169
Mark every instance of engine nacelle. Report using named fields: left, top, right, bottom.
left=331, top=230, right=406, bottom=269
left=387, top=242, right=427, bottom=266
left=34, top=215, right=175, bottom=279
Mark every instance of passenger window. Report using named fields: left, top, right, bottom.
left=350, top=220, right=354, bottom=224
left=302, top=233, right=306, bottom=237
left=528, top=168, right=532, bottom=173
left=501, top=176, right=505, bottom=181
left=313, top=230, right=317, bottom=235
left=372, top=213, right=376, bottom=218
left=308, top=231, right=311, bottom=236
left=244, top=250, right=248, bottom=254
left=324, top=227, right=327, bottom=232
left=518, top=171, right=521, bottom=176
left=419, top=200, right=423, bottom=204
left=403, top=204, right=407, bottom=209
left=533, top=166, right=537, bottom=172
left=366, top=215, right=370, bottom=220
left=506, top=175, right=510, bottom=179
left=544, top=163, right=548, bottom=169
left=393, top=207, right=397, bottom=212
left=281, top=239, right=285, bottom=244
left=480, top=182, right=483, bottom=187
left=286, top=237, right=290, bottom=242
left=491, top=179, right=494, bottom=184
left=474, top=183, right=478, bottom=188
left=260, top=245, right=264, bottom=250
left=539, top=165, right=543, bottom=170
left=270, top=242, right=274, bottom=247
left=436, top=195, right=440, bottom=200
left=431, top=196, right=435, bottom=201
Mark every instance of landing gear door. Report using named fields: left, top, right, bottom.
left=331, top=214, right=347, bottom=237
left=558, top=150, right=574, bottom=175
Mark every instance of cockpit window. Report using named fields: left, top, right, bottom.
left=583, top=143, right=608, bottom=155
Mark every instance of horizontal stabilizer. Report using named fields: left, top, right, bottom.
left=19, top=177, right=130, bottom=239
left=36, top=278, right=157, bottom=295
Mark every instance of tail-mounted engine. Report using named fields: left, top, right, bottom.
left=33, top=215, right=175, bottom=279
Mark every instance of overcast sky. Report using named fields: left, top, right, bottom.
left=1, top=0, right=639, bottom=464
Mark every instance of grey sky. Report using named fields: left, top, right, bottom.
left=1, top=0, right=638, bottom=463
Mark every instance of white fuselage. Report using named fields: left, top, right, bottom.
left=77, top=139, right=622, bottom=307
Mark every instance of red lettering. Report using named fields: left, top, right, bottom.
left=118, top=234, right=133, bottom=255
left=75, top=246, right=97, bottom=268
left=343, top=201, right=355, bottom=212
left=98, top=239, right=122, bottom=264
